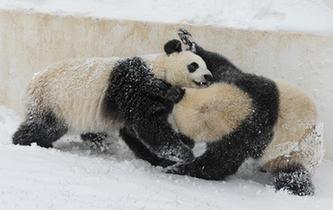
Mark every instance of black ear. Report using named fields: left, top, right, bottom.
left=164, top=39, right=182, bottom=55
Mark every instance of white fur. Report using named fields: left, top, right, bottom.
left=259, top=80, right=320, bottom=172
left=171, top=83, right=253, bottom=142
left=26, top=57, right=120, bottom=133
left=192, top=142, right=207, bottom=157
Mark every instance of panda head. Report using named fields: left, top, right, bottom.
left=157, top=39, right=213, bottom=88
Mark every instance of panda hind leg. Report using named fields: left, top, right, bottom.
left=272, top=163, right=314, bottom=196
left=80, top=132, right=108, bottom=148
left=81, top=132, right=107, bottom=142
left=12, top=110, right=68, bottom=148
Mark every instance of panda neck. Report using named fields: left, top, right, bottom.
left=145, top=54, right=167, bottom=81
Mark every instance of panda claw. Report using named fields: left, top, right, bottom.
left=177, top=28, right=196, bottom=52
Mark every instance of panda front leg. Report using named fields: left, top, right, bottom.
left=167, top=141, right=247, bottom=180
left=13, top=110, right=68, bottom=148
left=120, top=126, right=176, bottom=167
left=271, top=163, right=314, bottom=196
left=131, top=117, right=195, bottom=163
left=126, top=84, right=194, bottom=163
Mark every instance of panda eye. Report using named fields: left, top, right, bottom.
left=187, top=62, right=199, bottom=73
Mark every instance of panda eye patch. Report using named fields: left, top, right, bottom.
left=187, top=62, right=199, bottom=73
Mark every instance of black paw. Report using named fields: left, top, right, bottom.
left=12, top=134, right=32, bottom=146
left=155, top=142, right=194, bottom=163
left=81, top=132, right=108, bottom=149
left=177, top=28, right=196, bottom=52
left=81, top=132, right=107, bottom=142
left=273, top=165, right=315, bottom=196
left=164, top=86, right=185, bottom=103
left=12, top=124, right=36, bottom=146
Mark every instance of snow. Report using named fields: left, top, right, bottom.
left=1, top=106, right=333, bottom=210
left=1, top=0, right=333, bottom=35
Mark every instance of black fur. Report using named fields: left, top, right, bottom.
left=119, top=125, right=195, bottom=167
left=81, top=132, right=108, bottom=143
left=81, top=132, right=108, bottom=147
left=272, top=163, right=314, bottom=196
left=123, top=38, right=282, bottom=181
left=13, top=109, right=68, bottom=148
left=120, top=127, right=176, bottom=167
left=187, top=62, right=199, bottom=72
left=102, top=57, right=194, bottom=162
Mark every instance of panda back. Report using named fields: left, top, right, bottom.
left=171, top=83, right=253, bottom=142
left=26, top=57, right=121, bottom=132
left=260, top=80, right=321, bottom=172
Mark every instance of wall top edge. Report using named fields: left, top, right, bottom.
left=1, top=8, right=333, bottom=39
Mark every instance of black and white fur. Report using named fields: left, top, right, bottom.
left=12, top=40, right=213, bottom=163
left=121, top=30, right=319, bottom=196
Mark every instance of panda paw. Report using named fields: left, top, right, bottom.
left=178, top=29, right=196, bottom=52
left=273, top=164, right=315, bottom=196
left=164, top=163, right=186, bottom=175
left=164, top=86, right=185, bottom=103
left=155, top=141, right=194, bottom=163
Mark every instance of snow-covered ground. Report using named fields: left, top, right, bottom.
left=0, top=0, right=333, bottom=35
left=1, top=106, right=333, bottom=210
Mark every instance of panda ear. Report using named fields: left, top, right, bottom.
left=164, top=39, right=182, bottom=55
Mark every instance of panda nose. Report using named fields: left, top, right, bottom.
left=204, top=74, right=213, bottom=82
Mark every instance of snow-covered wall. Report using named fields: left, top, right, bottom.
left=2, top=0, right=333, bottom=35
left=0, top=10, right=332, bottom=159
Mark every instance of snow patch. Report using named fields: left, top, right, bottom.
left=1, top=0, right=333, bottom=35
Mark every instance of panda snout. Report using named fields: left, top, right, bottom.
left=201, top=74, right=214, bottom=86
left=204, top=74, right=213, bottom=82
left=193, top=74, right=213, bottom=87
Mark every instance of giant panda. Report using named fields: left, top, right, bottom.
left=120, top=30, right=321, bottom=196
left=12, top=39, right=213, bottom=163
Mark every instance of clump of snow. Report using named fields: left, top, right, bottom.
left=1, top=106, right=333, bottom=210
left=0, top=0, right=333, bottom=35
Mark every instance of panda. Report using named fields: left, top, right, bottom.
left=12, top=39, right=213, bottom=163
left=120, top=30, right=321, bottom=196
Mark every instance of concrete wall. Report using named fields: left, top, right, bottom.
left=0, top=10, right=332, bottom=159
